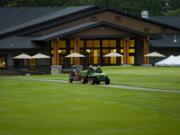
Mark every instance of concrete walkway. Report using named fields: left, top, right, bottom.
left=19, top=78, right=180, bottom=93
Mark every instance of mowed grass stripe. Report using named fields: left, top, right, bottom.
left=10, top=66, right=180, bottom=90
left=0, top=78, right=180, bottom=135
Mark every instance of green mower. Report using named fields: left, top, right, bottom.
left=69, top=65, right=110, bottom=85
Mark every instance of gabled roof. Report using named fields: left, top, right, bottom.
left=0, top=5, right=97, bottom=36
left=32, top=21, right=146, bottom=41
left=0, top=6, right=180, bottom=38
left=0, top=36, right=40, bottom=49
left=150, top=34, right=180, bottom=48
left=0, top=7, right=64, bottom=31
left=149, top=16, right=180, bottom=29
left=91, top=8, right=180, bottom=31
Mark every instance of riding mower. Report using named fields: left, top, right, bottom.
left=69, top=65, right=82, bottom=83
left=69, top=65, right=110, bottom=85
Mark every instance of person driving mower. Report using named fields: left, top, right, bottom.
left=95, top=65, right=102, bottom=73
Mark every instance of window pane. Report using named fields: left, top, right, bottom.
left=128, top=56, right=134, bottom=64
left=129, top=40, right=135, bottom=47
left=120, top=49, right=124, bottom=53
left=79, top=40, right=84, bottom=48
left=110, top=40, right=116, bottom=47
left=103, top=49, right=110, bottom=64
left=120, top=40, right=124, bottom=47
left=0, top=56, right=6, bottom=68
left=102, top=40, right=116, bottom=47
left=59, top=40, right=66, bottom=48
left=129, top=49, right=135, bottom=53
left=102, top=40, right=109, bottom=47
left=70, top=40, right=75, bottom=48
left=93, top=50, right=100, bottom=64
left=86, top=40, right=93, bottom=48
left=94, top=40, right=100, bottom=48
left=110, top=50, right=116, bottom=64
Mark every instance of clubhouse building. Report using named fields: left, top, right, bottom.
left=0, top=6, right=180, bottom=74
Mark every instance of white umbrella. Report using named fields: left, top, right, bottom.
left=13, top=53, right=32, bottom=59
left=32, top=53, right=51, bottom=59
left=65, top=52, right=85, bottom=58
left=14, top=53, right=32, bottom=74
left=103, top=52, right=123, bottom=57
left=145, top=51, right=165, bottom=57
left=145, top=52, right=166, bottom=66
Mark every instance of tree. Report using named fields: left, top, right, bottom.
left=0, top=0, right=169, bottom=16
left=0, top=0, right=11, bottom=6
left=1, top=0, right=95, bottom=7
left=165, top=8, right=180, bottom=15
left=168, top=0, right=180, bottom=10
left=94, top=0, right=167, bottom=16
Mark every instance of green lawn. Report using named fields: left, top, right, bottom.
left=21, top=66, right=180, bottom=90
left=0, top=78, right=180, bottom=135
left=102, top=66, right=180, bottom=90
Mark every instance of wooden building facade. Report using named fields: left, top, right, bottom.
left=0, top=6, right=180, bottom=73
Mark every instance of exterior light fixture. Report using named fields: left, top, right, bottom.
left=173, top=34, right=177, bottom=43
left=100, top=27, right=104, bottom=30
left=58, top=50, right=62, bottom=53
left=86, top=49, right=91, bottom=53
left=10, top=43, right=14, bottom=47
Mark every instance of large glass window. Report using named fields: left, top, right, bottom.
left=70, top=40, right=84, bottom=49
left=59, top=40, right=66, bottom=48
left=102, top=40, right=116, bottom=48
left=128, top=39, right=135, bottom=64
left=119, top=39, right=135, bottom=64
left=86, top=49, right=100, bottom=65
left=86, top=40, right=100, bottom=48
left=0, top=55, right=6, bottom=68
left=58, top=49, right=66, bottom=65
left=102, top=40, right=117, bottom=65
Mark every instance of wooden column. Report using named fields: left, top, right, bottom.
left=52, top=39, right=60, bottom=65
left=126, top=37, right=130, bottom=64
left=143, top=37, right=150, bottom=64
left=123, top=36, right=129, bottom=64
left=100, top=39, right=103, bottom=66
left=116, top=39, right=120, bottom=65
left=74, top=38, right=79, bottom=65
left=56, top=39, right=60, bottom=65
left=51, top=40, right=55, bottom=65
left=66, top=39, right=70, bottom=67
left=123, top=37, right=127, bottom=64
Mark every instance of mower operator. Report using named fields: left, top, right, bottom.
left=95, top=65, right=102, bottom=73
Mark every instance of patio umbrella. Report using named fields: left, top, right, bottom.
left=31, top=53, right=51, bottom=71
left=31, top=53, right=51, bottom=59
left=65, top=52, right=85, bottom=65
left=65, top=52, right=85, bottom=58
left=103, top=52, right=123, bottom=65
left=103, top=52, right=123, bottom=57
left=144, top=51, right=166, bottom=57
left=145, top=51, right=166, bottom=66
left=13, top=53, right=32, bottom=74
left=13, top=53, right=32, bottom=59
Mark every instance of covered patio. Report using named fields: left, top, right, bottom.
left=33, top=21, right=150, bottom=67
